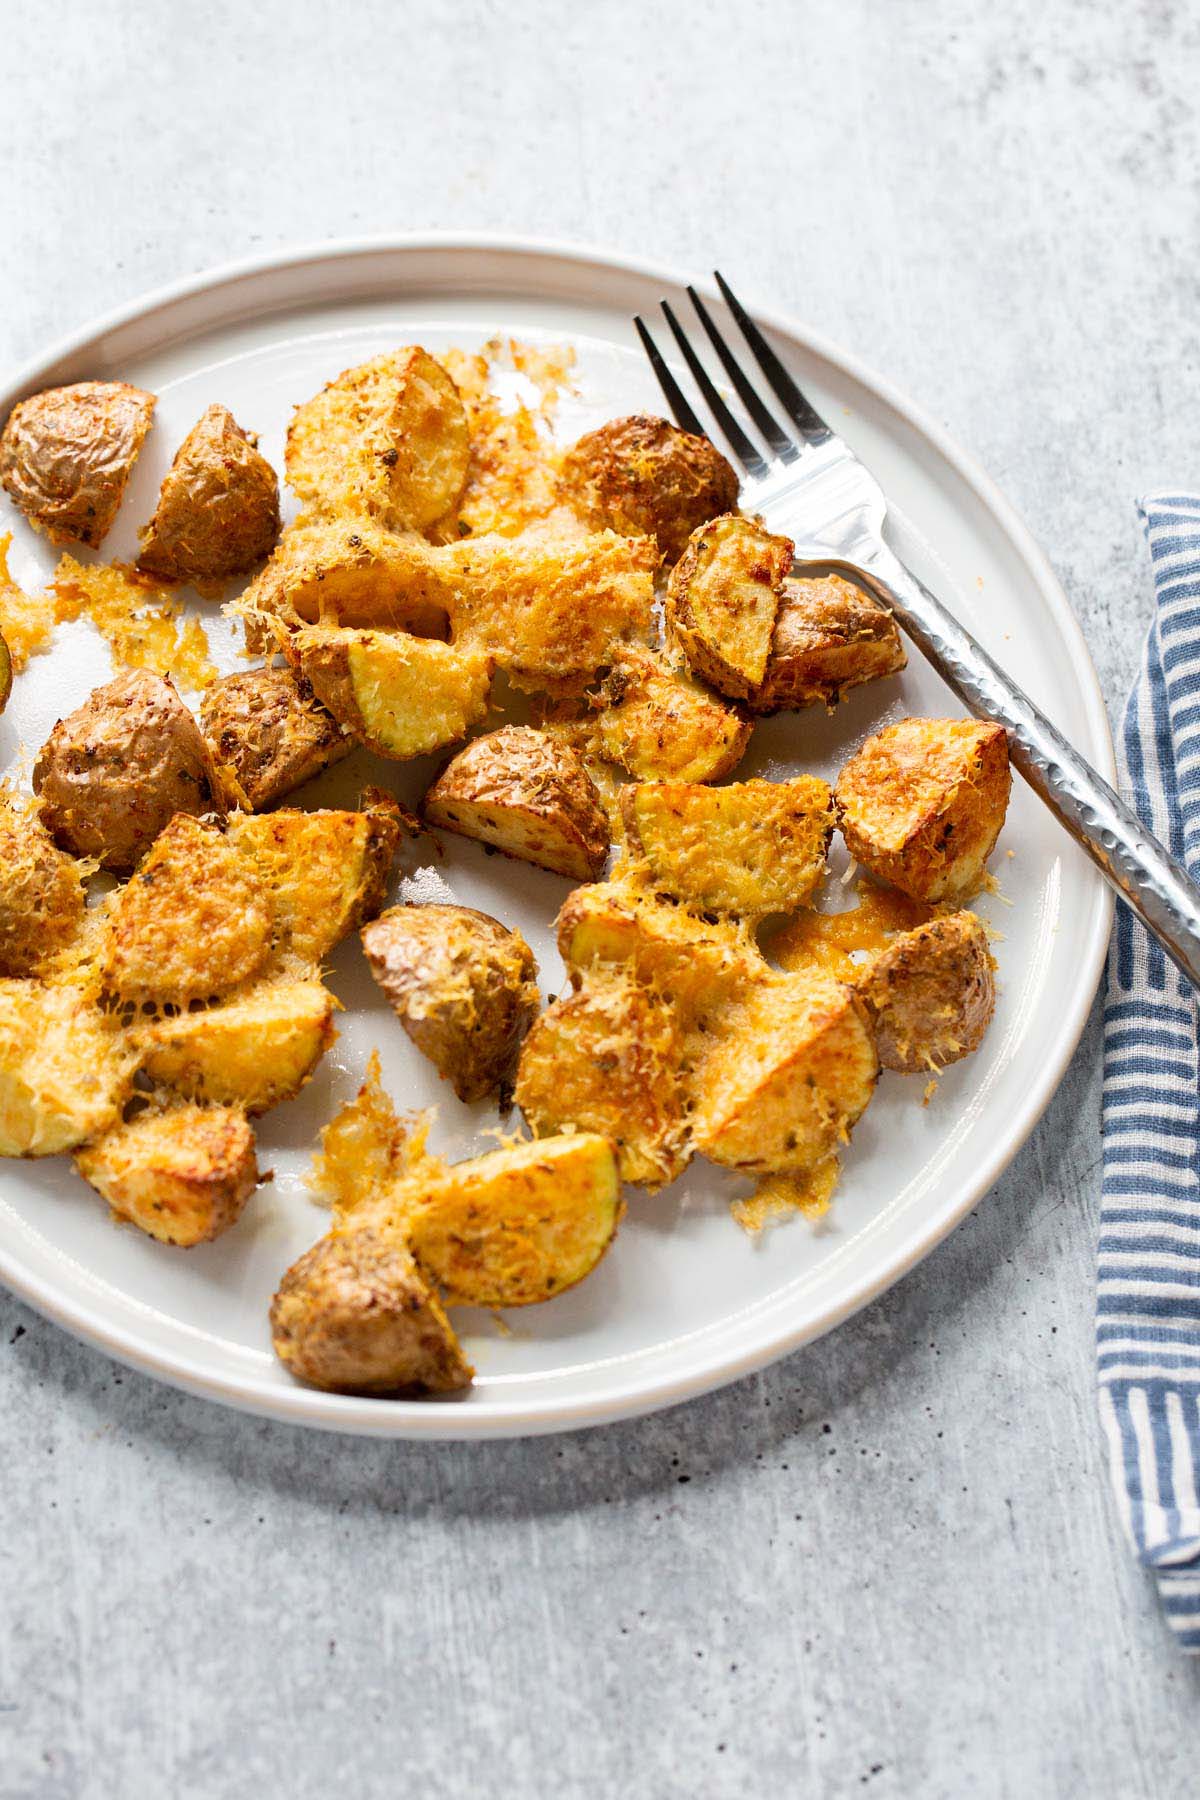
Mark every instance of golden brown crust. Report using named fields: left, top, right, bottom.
left=748, top=574, right=906, bottom=713
left=199, top=664, right=351, bottom=811
left=270, top=1227, right=473, bottom=1395
left=361, top=903, right=539, bottom=1103
left=590, top=645, right=751, bottom=784
left=423, top=726, right=610, bottom=881
left=856, top=911, right=996, bottom=1072
left=33, top=670, right=226, bottom=873
left=138, top=978, right=338, bottom=1114
left=137, top=404, right=280, bottom=583
left=0, top=981, right=134, bottom=1155
left=558, top=414, right=739, bottom=563
left=0, top=380, right=155, bottom=547
left=665, top=513, right=793, bottom=697
left=0, top=799, right=87, bottom=977
left=237, top=517, right=456, bottom=638
left=75, top=1103, right=258, bottom=1247
left=289, top=626, right=492, bottom=760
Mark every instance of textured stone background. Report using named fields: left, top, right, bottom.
left=2, top=2, right=1199, bottom=1795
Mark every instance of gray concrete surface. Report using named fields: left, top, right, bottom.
left=2, top=1, right=1199, bottom=1794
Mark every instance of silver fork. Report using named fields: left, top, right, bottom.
left=635, top=272, right=1200, bottom=989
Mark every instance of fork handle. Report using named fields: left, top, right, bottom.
left=859, top=541, right=1200, bottom=988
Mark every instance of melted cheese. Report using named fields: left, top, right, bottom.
left=768, top=881, right=932, bottom=982
left=51, top=556, right=217, bottom=690
left=0, top=534, right=56, bottom=669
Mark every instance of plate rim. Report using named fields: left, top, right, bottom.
left=0, top=233, right=1115, bottom=1438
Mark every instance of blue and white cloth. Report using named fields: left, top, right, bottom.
left=1100, top=492, right=1200, bottom=1650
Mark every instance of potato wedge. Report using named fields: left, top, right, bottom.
left=515, top=970, right=688, bottom=1187
left=270, top=1227, right=473, bottom=1395
left=0, top=380, right=155, bottom=547
left=835, top=718, right=1011, bottom=901
left=424, top=726, right=610, bottom=881
left=0, top=797, right=87, bottom=977
left=665, top=513, right=793, bottom=698
left=199, top=664, right=351, bottom=811
left=0, top=629, right=10, bottom=712
left=76, top=1103, right=258, bottom=1246
left=104, top=814, right=273, bottom=1005
left=622, top=775, right=833, bottom=918
left=285, top=348, right=470, bottom=531
left=401, top=1132, right=621, bottom=1307
left=591, top=646, right=750, bottom=784
left=559, top=414, right=739, bottom=563
left=290, top=626, right=492, bottom=760
left=692, top=972, right=878, bottom=1173
left=0, top=981, right=134, bottom=1156
left=33, top=669, right=226, bottom=873
left=137, top=404, right=280, bottom=583
left=238, top=517, right=456, bottom=637
left=556, top=880, right=757, bottom=1026
left=748, top=573, right=906, bottom=713
left=139, top=978, right=337, bottom=1113
left=856, top=911, right=996, bottom=1073
left=227, top=793, right=405, bottom=966
left=361, top=904, right=538, bottom=1103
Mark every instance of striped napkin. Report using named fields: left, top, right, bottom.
left=1100, top=492, right=1200, bottom=1650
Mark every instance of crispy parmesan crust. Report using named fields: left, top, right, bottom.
left=591, top=645, right=751, bottom=784
left=76, top=1104, right=258, bottom=1246
left=290, top=625, right=492, bottom=760
left=665, top=514, right=793, bottom=697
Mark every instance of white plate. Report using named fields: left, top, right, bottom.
left=0, top=237, right=1113, bottom=1438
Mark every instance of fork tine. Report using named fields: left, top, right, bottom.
left=686, top=285, right=798, bottom=463
left=713, top=271, right=831, bottom=443
left=659, top=300, right=771, bottom=479
left=633, top=315, right=706, bottom=438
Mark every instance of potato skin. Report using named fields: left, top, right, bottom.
left=857, top=911, right=996, bottom=1073
left=748, top=574, right=906, bottom=714
left=591, top=646, right=750, bottom=784
left=665, top=513, right=793, bottom=698
left=559, top=414, right=739, bottom=563
left=0, top=630, right=10, bottom=713
left=137, top=403, right=280, bottom=583
left=75, top=1103, right=258, bottom=1247
left=0, top=800, right=86, bottom=977
left=424, top=726, right=610, bottom=881
left=33, top=670, right=225, bottom=873
left=362, top=903, right=539, bottom=1103
left=270, top=1227, right=473, bottom=1396
left=0, top=380, right=155, bottom=547
left=200, top=664, right=351, bottom=811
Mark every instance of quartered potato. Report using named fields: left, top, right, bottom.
left=0, top=380, right=155, bottom=547
left=665, top=513, right=793, bottom=698
left=591, top=645, right=750, bottom=784
left=0, top=981, right=134, bottom=1156
left=139, top=978, right=337, bottom=1113
left=857, top=910, right=996, bottom=1073
left=33, top=669, right=226, bottom=873
left=290, top=625, right=492, bottom=760
left=835, top=717, right=1011, bottom=901
left=559, top=414, right=739, bottom=563
left=0, top=797, right=87, bottom=977
left=270, top=1227, right=473, bottom=1396
left=424, top=726, right=610, bottom=881
left=361, top=903, right=539, bottom=1103
left=748, top=573, right=906, bottom=713
left=137, top=403, right=280, bottom=584
left=76, top=1103, right=258, bottom=1247
left=691, top=971, right=878, bottom=1174
left=239, top=517, right=456, bottom=637
left=516, top=969, right=689, bottom=1187
left=622, top=775, right=833, bottom=918
left=0, top=630, right=10, bottom=713
left=285, top=347, right=470, bottom=531
left=557, top=879, right=757, bottom=1026
left=401, top=1132, right=621, bottom=1307
left=200, top=664, right=351, bottom=812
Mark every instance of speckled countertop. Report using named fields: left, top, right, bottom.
left=2, top=3, right=1198, bottom=1795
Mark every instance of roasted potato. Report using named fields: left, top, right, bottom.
left=556, top=879, right=758, bottom=1026
left=33, top=669, right=225, bottom=873
left=0, top=380, right=155, bottom=547
left=200, top=664, right=351, bottom=812
left=621, top=775, right=833, bottom=918
left=238, top=517, right=456, bottom=637
left=835, top=717, right=1011, bottom=901
left=515, top=969, right=688, bottom=1187
left=76, top=1103, right=258, bottom=1246
left=285, top=348, right=470, bottom=531
left=0, top=981, right=134, bottom=1156
left=270, top=1227, right=473, bottom=1396
left=591, top=645, right=751, bottom=784
left=665, top=514, right=793, bottom=698
left=856, top=911, right=996, bottom=1073
left=0, top=629, right=10, bottom=712
left=558, top=414, right=739, bottom=563
left=691, top=972, right=878, bottom=1173
left=424, top=726, right=610, bottom=881
left=748, top=573, right=906, bottom=713
left=361, top=904, right=539, bottom=1103
left=137, top=403, right=279, bottom=584
left=400, top=1132, right=621, bottom=1307
left=227, top=793, right=406, bottom=967
left=290, top=626, right=492, bottom=760
left=139, top=977, right=337, bottom=1113
left=0, top=797, right=87, bottom=977
left=104, top=814, right=273, bottom=1006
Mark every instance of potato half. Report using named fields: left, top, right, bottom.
left=139, top=978, right=337, bottom=1113
left=137, top=403, right=280, bottom=583
left=238, top=517, right=456, bottom=637
left=559, top=414, right=739, bottom=563
left=0, top=380, right=155, bottom=547
left=0, top=798, right=87, bottom=977
left=424, top=726, right=610, bottom=881
left=856, top=911, right=996, bottom=1073
left=200, top=664, right=351, bottom=812
left=76, top=1103, right=258, bottom=1247
left=665, top=513, right=793, bottom=698
left=591, top=646, right=751, bottom=784
left=291, top=625, right=492, bottom=760
left=557, top=880, right=757, bottom=1027
left=748, top=573, right=906, bottom=713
